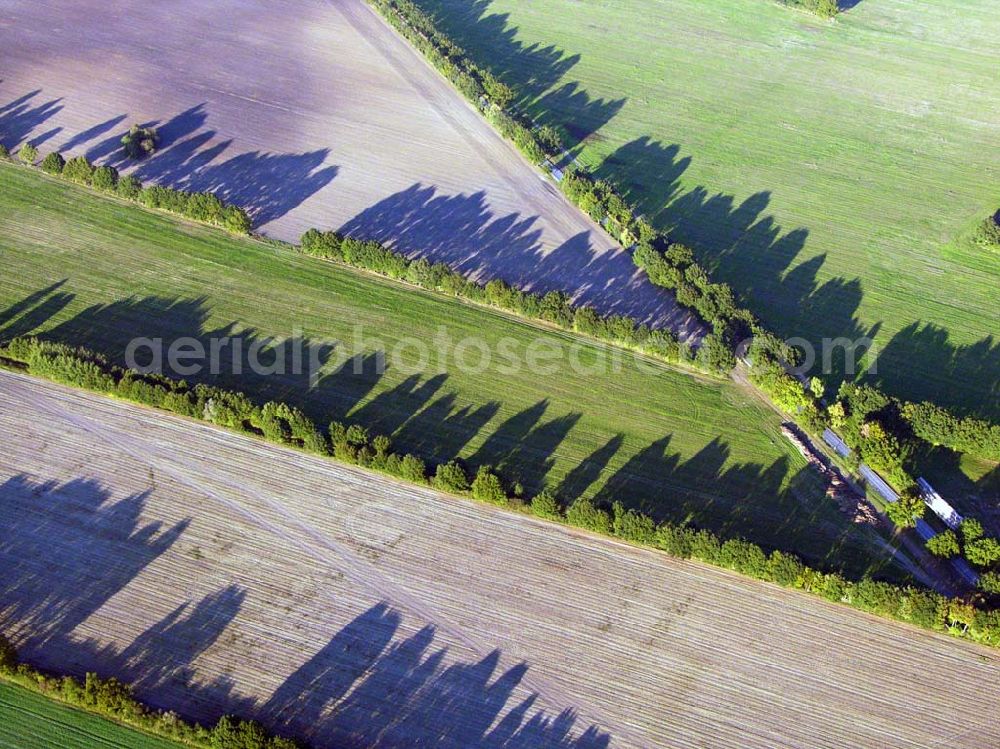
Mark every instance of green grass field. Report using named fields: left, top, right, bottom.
left=0, top=681, right=181, bottom=749
left=0, top=162, right=905, bottom=576
left=413, top=0, right=1000, bottom=419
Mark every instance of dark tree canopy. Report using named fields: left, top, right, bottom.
left=121, top=124, right=159, bottom=160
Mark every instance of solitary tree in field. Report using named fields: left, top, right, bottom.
left=121, top=124, right=159, bottom=160
left=974, top=212, right=1000, bottom=249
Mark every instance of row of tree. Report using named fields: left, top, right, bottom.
left=0, top=635, right=299, bottom=748
left=3, top=335, right=999, bottom=648
left=925, top=518, right=1000, bottom=593
left=366, top=0, right=1000, bottom=483
left=834, top=382, right=1000, bottom=529
left=300, top=228, right=692, bottom=368
left=1, top=144, right=251, bottom=234
left=371, top=0, right=557, bottom=166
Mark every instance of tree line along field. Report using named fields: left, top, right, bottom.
left=411, top=0, right=1000, bottom=421
left=0, top=162, right=908, bottom=578
left=0, top=0, right=694, bottom=332
left=1, top=371, right=998, bottom=749
left=0, top=681, right=181, bottom=749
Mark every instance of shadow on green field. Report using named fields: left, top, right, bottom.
left=389, top=4, right=997, bottom=417
left=0, top=286, right=904, bottom=581
left=595, top=136, right=1000, bottom=419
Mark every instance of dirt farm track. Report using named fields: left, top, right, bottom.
left=0, top=369, right=997, bottom=748
left=0, top=0, right=696, bottom=336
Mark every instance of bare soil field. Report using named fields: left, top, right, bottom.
left=0, top=0, right=696, bottom=335
left=1, top=369, right=998, bottom=749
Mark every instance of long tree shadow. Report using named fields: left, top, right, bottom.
left=0, top=472, right=612, bottom=746
left=5, top=97, right=338, bottom=228
left=0, top=90, right=64, bottom=151
left=113, top=104, right=339, bottom=227
left=467, top=400, right=581, bottom=491
left=1, top=286, right=542, bottom=487
left=588, top=435, right=898, bottom=580
left=2, top=284, right=891, bottom=577
left=596, top=136, right=1000, bottom=415
left=340, top=183, right=700, bottom=333
left=871, top=323, right=1000, bottom=420
left=259, top=606, right=611, bottom=749
left=0, top=475, right=189, bottom=651
left=410, top=0, right=624, bottom=150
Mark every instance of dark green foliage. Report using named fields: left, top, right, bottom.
left=688, top=529, right=722, bottom=564
left=13, top=146, right=250, bottom=233
left=653, top=524, right=694, bottom=559
left=0, top=144, right=10, bottom=161
left=0, top=640, right=300, bottom=748
left=961, top=518, right=985, bottom=543
left=298, top=228, right=686, bottom=367
left=979, top=572, right=1000, bottom=595
left=536, top=125, right=563, bottom=155
left=63, top=156, right=96, bottom=185
left=91, top=165, right=119, bottom=192
left=223, top=204, right=253, bottom=234
left=398, top=454, right=428, bottom=483
left=611, top=501, right=656, bottom=544
left=851, top=578, right=904, bottom=618
left=779, top=0, right=839, bottom=17
left=368, top=0, right=1000, bottom=472
left=121, top=124, right=159, bottom=160
left=40, top=151, right=65, bottom=175
left=116, top=174, right=143, bottom=200
left=209, top=716, right=297, bottom=749
left=717, top=538, right=769, bottom=578
left=301, top=228, right=344, bottom=260
left=965, top=537, right=1000, bottom=568
left=749, top=359, right=820, bottom=424
left=884, top=492, right=925, bottom=529
left=134, top=184, right=251, bottom=234
left=901, top=400, right=1000, bottom=462
left=433, top=461, right=470, bottom=493
left=768, top=550, right=805, bottom=587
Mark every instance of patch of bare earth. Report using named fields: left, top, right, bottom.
left=0, top=370, right=998, bottom=749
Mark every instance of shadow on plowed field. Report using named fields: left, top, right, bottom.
left=339, top=184, right=690, bottom=328
left=0, top=94, right=339, bottom=227
left=0, top=475, right=611, bottom=748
